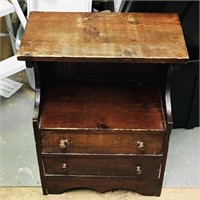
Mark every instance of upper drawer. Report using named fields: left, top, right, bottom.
left=41, top=130, right=164, bottom=155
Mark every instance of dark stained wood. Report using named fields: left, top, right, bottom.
left=41, top=130, right=164, bottom=154
left=17, top=11, right=188, bottom=196
left=40, top=81, right=165, bottom=130
left=43, top=155, right=161, bottom=177
left=17, top=12, right=188, bottom=63
left=32, top=64, right=48, bottom=195
left=156, top=65, right=174, bottom=196
left=45, top=176, right=160, bottom=196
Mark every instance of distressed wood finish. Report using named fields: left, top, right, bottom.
left=17, top=12, right=188, bottom=63
left=17, top=12, right=189, bottom=196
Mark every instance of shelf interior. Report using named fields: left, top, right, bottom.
left=40, top=81, right=166, bottom=131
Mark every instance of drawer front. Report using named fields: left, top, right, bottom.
left=41, top=130, right=164, bottom=154
left=43, top=155, right=161, bottom=178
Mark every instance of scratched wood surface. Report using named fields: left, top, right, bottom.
left=17, top=12, right=188, bottom=63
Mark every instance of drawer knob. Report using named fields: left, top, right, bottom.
left=135, top=166, right=142, bottom=175
left=59, top=139, right=69, bottom=149
left=137, top=141, right=145, bottom=151
left=61, top=163, right=68, bottom=172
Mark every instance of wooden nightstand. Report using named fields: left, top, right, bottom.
left=17, top=12, right=188, bottom=196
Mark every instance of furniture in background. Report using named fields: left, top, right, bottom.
left=8, top=0, right=92, bottom=89
left=119, top=0, right=199, bottom=128
left=17, top=12, right=188, bottom=196
left=26, top=0, right=92, bottom=15
left=0, top=0, right=26, bottom=79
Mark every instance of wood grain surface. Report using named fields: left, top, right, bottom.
left=43, top=155, right=161, bottom=177
left=40, top=81, right=165, bottom=131
left=41, top=130, right=164, bottom=154
left=17, top=12, right=188, bottom=63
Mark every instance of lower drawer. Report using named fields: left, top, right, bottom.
left=43, top=155, right=161, bottom=178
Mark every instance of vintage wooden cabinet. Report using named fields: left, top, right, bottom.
left=17, top=12, right=188, bottom=196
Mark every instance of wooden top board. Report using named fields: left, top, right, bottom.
left=17, top=12, right=188, bottom=63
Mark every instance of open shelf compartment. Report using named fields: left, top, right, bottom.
left=39, top=80, right=166, bottom=131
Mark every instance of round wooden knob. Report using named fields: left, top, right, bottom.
left=61, top=163, right=68, bottom=172
left=135, top=166, right=142, bottom=175
left=59, top=139, right=69, bottom=149
left=137, top=141, right=145, bottom=151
